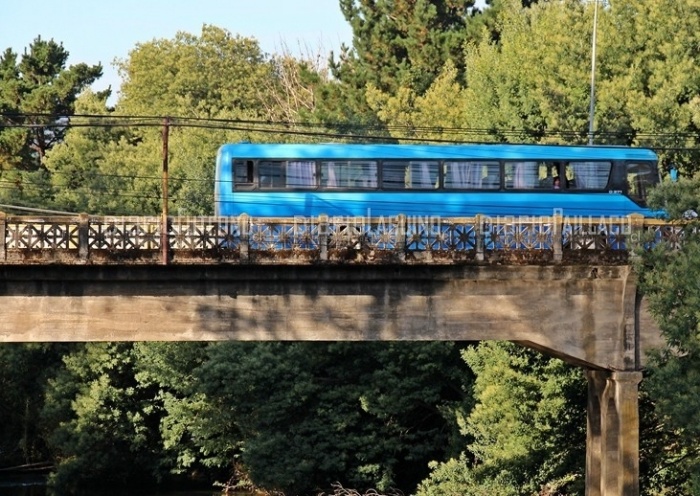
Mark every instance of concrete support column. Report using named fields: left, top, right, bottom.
left=586, top=369, right=642, bottom=496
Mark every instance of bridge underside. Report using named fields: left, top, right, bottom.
left=0, top=263, right=662, bottom=496
left=0, top=263, right=661, bottom=370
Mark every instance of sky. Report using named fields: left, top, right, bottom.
left=1, top=0, right=486, bottom=104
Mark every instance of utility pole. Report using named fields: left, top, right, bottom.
left=161, top=117, right=170, bottom=265
left=588, top=0, right=599, bottom=145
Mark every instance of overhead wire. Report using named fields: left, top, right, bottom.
left=4, top=112, right=700, bottom=143
left=0, top=203, right=81, bottom=215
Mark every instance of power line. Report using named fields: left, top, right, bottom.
left=0, top=203, right=79, bottom=215
left=4, top=112, right=700, bottom=143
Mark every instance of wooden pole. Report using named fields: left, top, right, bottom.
left=588, top=0, right=599, bottom=145
left=161, top=117, right=170, bottom=265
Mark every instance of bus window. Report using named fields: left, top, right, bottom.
left=481, top=163, right=501, bottom=189
left=543, top=162, right=561, bottom=189
left=286, top=161, right=317, bottom=188
left=627, top=162, right=654, bottom=205
left=565, top=162, right=611, bottom=189
left=233, top=160, right=254, bottom=187
left=382, top=161, right=439, bottom=189
left=409, top=161, right=439, bottom=188
left=504, top=162, right=538, bottom=189
left=504, top=161, right=562, bottom=189
left=321, top=161, right=341, bottom=188
left=444, top=161, right=499, bottom=189
left=351, top=161, right=378, bottom=189
left=321, top=161, right=378, bottom=189
left=382, top=161, right=407, bottom=189
left=259, top=161, right=285, bottom=189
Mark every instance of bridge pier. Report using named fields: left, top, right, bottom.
left=586, top=370, right=642, bottom=496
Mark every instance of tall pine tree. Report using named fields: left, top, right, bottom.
left=0, top=37, right=103, bottom=171
left=321, top=0, right=478, bottom=131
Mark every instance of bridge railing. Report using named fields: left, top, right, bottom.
left=0, top=212, right=682, bottom=265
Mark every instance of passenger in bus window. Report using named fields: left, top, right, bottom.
left=553, top=176, right=561, bottom=189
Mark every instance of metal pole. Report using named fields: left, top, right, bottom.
left=161, top=117, right=170, bottom=264
left=588, top=0, right=599, bottom=145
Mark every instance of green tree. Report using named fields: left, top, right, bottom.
left=42, top=90, right=127, bottom=214
left=43, top=341, right=472, bottom=495
left=635, top=175, right=700, bottom=494
left=466, top=0, right=543, bottom=47
left=370, top=0, right=599, bottom=143
left=333, top=0, right=478, bottom=95
left=41, top=342, right=227, bottom=494
left=365, top=60, right=471, bottom=142
left=365, top=0, right=597, bottom=143
left=113, top=25, right=277, bottom=215
left=42, top=343, right=164, bottom=493
left=324, top=0, right=479, bottom=130
left=0, top=36, right=103, bottom=172
left=601, top=0, right=700, bottom=173
left=117, top=25, right=271, bottom=119
left=0, top=344, right=67, bottom=468
left=194, top=342, right=470, bottom=495
left=417, top=342, right=587, bottom=496
left=131, top=342, right=229, bottom=482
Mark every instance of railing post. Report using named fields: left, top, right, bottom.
left=239, top=213, right=250, bottom=262
left=160, top=216, right=171, bottom=265
left=627, top=214, right=644, bottom=251
left=0, top=211, right=6, bottom=261
left=476, top=215, right=485, bottom=262
left=78, top=213, right=89, bottom=261
left=318, top=214, right=328, bottom=261
left=553, top=214, right=563, bottom=263
left=396, top=214, right=406, bottom=262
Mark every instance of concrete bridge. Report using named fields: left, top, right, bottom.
left=0, top=212, right=678, bottom=496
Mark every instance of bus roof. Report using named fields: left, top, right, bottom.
left=218, top=142, right=658, bottom=162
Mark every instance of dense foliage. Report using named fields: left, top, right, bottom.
left=416, top=342, right=587, bottom=496
left=36, top=342, right=471, bottom=495
left=633, top=176, right=700, bottom=494
left=195, top=342, right=469, bottom=494
left=2, top=0, right=700, bottom=494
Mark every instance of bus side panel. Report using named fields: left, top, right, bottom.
left=214, top=191, right=654, bottom=218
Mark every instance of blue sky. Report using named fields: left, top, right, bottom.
left=1, top=0, right=486, bottom=103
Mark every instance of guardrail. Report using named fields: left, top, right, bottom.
left=0, top=212, right=682, bottom=265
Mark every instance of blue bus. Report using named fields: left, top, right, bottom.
left=214, top=142, right=661, bottom=218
